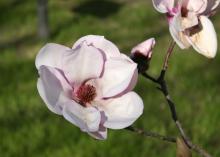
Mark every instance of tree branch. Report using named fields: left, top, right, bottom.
left=141, top=40, right=212, bottom=157
left=125, top=126, right=176, bottom=143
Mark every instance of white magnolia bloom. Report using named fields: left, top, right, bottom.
left=36, top=35, right=144, bottom=140
left=152, top=0, right=220, bottom=58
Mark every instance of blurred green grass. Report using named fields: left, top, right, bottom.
left=0, top=0, right=220, bottom=157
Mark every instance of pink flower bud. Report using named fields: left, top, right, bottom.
left=130, top=38, right=156, bottom=73
left=131, top=38, right=156, bottom=59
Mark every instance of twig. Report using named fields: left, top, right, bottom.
left=162, top=40, right=176, bottom=71
left=141, top=40, right=212, bottom=157
left=125, top=126, right=176, bottom=143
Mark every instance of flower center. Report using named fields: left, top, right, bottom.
left=76, top=84, right=97, bottom=105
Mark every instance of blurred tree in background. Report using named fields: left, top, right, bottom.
left=37, top=0, right=49, bottom=39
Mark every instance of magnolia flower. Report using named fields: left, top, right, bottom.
left=35, top=35, right=144, bottom=140
left=130, top=38, right=156, bottom=73
left=152, top=0, right=220, bottom=58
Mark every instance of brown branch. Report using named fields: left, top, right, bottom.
left=125, top=126, right=176, bottom=143
left=142, top=72, right=212, bottom=157
left=141, top=40, right=212, bottom=157
left=162, top=40, right=176, bottom=71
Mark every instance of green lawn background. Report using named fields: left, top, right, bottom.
left=0, top=0, right=220, bottom=157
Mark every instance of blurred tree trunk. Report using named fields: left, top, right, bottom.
left=37, top=0, right=49, bottom=39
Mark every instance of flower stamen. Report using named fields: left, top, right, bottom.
left=76, top=84, right=97, bottom=106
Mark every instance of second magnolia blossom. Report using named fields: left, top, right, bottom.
left=36, top=35, right=144, bottom=140
left=152, top=0, right=220, bottom=58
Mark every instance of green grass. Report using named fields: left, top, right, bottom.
left=0, top=0, right=220, bottom=156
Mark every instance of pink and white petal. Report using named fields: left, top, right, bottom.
left=35, top=43, right=70, bottom=70
left=152, top=0, right=175, bottom=13
left=102, top=92, right=144, bottom=129
left=187, top=16, right=217, bottom=58
left=169, top=15, right=191, bottom=49
left=88, top=129, right=107, bottom=140
left=169, top=26, right=191, bottom=49
left=183, top=0, right=207, bottom=13
left=72, top=35, right=120, bottom=58
left=89, top=58, right=137, bottom=99
left=63, top=42, right=105, bottom=84
left=63, top=101, right=101, bottom=132
left=37, top=66, right=72, bottom=115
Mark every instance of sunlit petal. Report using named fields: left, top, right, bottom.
left=187, top=16, right=217, bottom=58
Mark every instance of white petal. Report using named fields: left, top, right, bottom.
left=184, top=0, right=207, bottom=13
left=63, top=42, right=105, bottom=84
left=187, top=16, right=217, bottom=58
left=169, top=19, right=191, bottom=49
left=37, top=66, right=72, bottom=115
left=35, top=43, right=70, bottom=70
left=89, top=57, right=138, bottom=98
left=102, top=92, right=144, bottom=129
left=152, top=0, right=175, bottom=13
left=72, top=35, right=121, bottom=59
left=63, top=101, right=101, bottom=132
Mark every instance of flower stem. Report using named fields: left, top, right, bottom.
left=162, top=40, right=176, bottom=71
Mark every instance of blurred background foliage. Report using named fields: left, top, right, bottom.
left=0, top=0, right=220, bottom=157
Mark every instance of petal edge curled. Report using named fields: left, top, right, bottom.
left=72, top=35, right=121, bottom=58
left=37, top=66, right=72, bottom=115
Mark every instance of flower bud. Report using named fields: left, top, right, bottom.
left=130, top=38, right=156, bottom=73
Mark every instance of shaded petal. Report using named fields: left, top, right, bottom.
left=203, top=0, right=220, bottom=15
left=89, top=56, right=137, bottom=98
left=182, top=0, right=207, bottom=13
left=63, top=42, right=105, bottom=84
left=35, top=43, right=70, bottom=70
left=170, top=10, right=198, bottom=31
left=169, top=16, right=191, bottom=49
left=63, top=101, right=101, bottom=132
left=102, top=92, right=144, bottom=129
left=187, top=16, right=217, bottom=58
left=210, top=0, right=220, bottom=11
left=88, top=129, right=107, bottom=140
left=37, top=66, right=72, bottom=115
left=180, top=11, right=199, bottom=30
left=152, top=0, right=175, bottom=13
left=72, top=35, right=120, bottom=58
